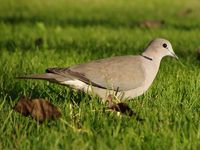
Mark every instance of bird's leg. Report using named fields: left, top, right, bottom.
left=106, top=87, right=124, bottom=109
left=107, top=94, right=116, bottom=109
left=106, top=87, right=121, bottom=106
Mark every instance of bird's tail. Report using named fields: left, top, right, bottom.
left=16, top=73, right=69, bottom=83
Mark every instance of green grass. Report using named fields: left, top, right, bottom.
left=0, top=0, right=200, bottom=149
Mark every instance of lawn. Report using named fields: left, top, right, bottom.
left=0, top=0, right=200, bottom=149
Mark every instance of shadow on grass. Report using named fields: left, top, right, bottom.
left=2, top=82, right=93, bottom=108
left=0, top=16, right=135, bottom=28
left=1, top=16, right=199, bottom=30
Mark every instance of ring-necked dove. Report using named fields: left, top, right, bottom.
left=18, top=38, right=178, bottom=101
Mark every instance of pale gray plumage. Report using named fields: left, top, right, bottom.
left=18, top=38, right=178, bottom=101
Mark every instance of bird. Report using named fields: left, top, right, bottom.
left=18, top=38, right=178, bottom=102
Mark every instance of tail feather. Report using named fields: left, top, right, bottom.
left=16, top=73, right=70, bottom=83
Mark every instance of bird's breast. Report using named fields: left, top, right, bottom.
left=142, top=59, right=161, bottom=90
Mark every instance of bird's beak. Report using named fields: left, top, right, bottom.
left=172, top=52, right=178, bottom=59
left=169, top=51, right=179, bottom=59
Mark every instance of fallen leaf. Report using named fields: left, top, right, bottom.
left=178, top=8, right=192, bottom=16
left=108, top=102, right=136, bottom=117
left=107, top=94, right=136, bottom=117
left=107, top=95, right=144, bottom=121
left=139, top=20, right=164, bottom=29
left=13, top=96, right=61, bottom=122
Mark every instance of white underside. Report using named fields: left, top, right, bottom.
left=60, top=79, right=147, bottom=101
left=61, top=79, right=90, bottom=90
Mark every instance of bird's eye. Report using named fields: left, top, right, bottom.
left=163, top=43, right=167, bottom=48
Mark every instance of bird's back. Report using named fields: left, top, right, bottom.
left=68, top=55, right=146, bottom=91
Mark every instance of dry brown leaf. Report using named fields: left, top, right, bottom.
left=107, top=95, right=144, bottom=121
left=109, top=102, right=136, bottom=117
left=107, top=95, right=136, bottom=117
left=13, top=96, right=61, bottom=122
left=139, top=20, right=164, bottom=29
left=178, top=8, right=192, bottom=16
left=109, top=103, right=144, bottom=121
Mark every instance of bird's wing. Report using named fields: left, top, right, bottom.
left=46, top=55, right=145, bottom=91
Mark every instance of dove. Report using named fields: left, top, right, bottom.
left=18, top=38, right=178, bottom=101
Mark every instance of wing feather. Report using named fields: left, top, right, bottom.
left=46, top=55, right=145, bottom=91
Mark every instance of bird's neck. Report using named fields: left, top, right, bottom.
left=141, top=50, right=163, bottom=90
left=142, top=49, right=163, bottom=62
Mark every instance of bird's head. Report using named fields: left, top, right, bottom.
left=143, top=38, right=178, bottom=60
